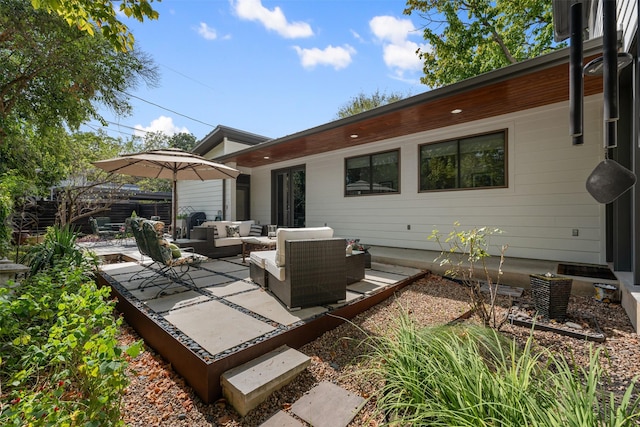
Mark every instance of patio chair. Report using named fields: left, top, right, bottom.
left=128, top=217, right=157, bottom=282
left=89, top=216, right=118, bottom=245
left=250, top=227, right=347, bottom=309
left=136, top=219, right=206, bottom=297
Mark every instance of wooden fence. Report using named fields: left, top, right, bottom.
left=18, top=201, right=171, bottom=235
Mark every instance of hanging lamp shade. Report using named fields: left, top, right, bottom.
left=585, top=159, right=636, bottom=204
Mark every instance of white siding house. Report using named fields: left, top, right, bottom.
left=246, top=96, right=605, bottom=264
left=177, top=125, right=269, bottom=221
left=207, top=0, right=640, bottom=328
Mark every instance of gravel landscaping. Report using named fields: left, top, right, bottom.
left=119, top=273, right=640, bottom=426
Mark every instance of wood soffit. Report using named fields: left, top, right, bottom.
left=224, top=60, right=603, bottom=169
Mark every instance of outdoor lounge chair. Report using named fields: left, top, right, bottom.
left=89, top=216, right=118, bottom=245
left=134, top=219, right=207, bottom=297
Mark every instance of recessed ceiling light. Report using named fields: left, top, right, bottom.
left=451, top=109, right=463, bottom=114
left=350, top=134, right=359, bottom=138
left=263, top=156, right=270, bottom=160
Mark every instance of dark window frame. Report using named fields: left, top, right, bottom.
left=344, top=149, right=400, bottom=197
left=418, top=129, right=508, bottom=193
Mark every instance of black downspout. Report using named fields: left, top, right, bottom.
left=570, top=1, right=583, bottom=145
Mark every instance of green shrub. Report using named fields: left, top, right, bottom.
left=23, top=224, right=97, bottom=276
left=364, top=314, right=640, bottom=426
left=0, top=262, right=141, bottom=426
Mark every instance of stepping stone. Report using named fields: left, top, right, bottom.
left=221, top=345, right=310, bottom=417
left=259, top=411, right=304, bottom=427
left=291, top=381, right=364, bottom=427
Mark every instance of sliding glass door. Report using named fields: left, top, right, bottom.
left=272, top=166, right=305, bottom=227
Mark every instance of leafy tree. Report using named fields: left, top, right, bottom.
left=0, top=0, right=159, bottom=145
left=336, top=89, right=408, bottom=119
left=52, top=131, right=134, bottom=226
left=404, top=0, right=560, bottom=87
left=140, top=131, right=198, bottom=152
left=134, top=131, right=199, bottom=192
left=30, top=0, right=160, bottom=52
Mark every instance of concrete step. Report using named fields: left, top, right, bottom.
left=221, top=345, right=311, bottom=416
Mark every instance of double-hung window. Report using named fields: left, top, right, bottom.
left=345, top=150, right=399, bottom=196
left=419, top=130, right=507, bottom=191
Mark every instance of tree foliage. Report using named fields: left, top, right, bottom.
left=404, top=0, right=560, bottom=87
left=336, top=89, right=408, bottom=119
left=134, top=131, right=198, bottom=193
left=0, top=0, right=159, bottom=145
left=30, top=0, right=160, bottom=52
left=52, top=131, right=135, bottom=226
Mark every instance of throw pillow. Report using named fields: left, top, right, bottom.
left=169, top=243, right=181, bottom=259
left=152, top=221, right=165, bottom=237
left=249, top=224, right=263, bottom=236
left=226, top=225, right=240, bottom=237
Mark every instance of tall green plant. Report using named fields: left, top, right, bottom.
left=429, top=222, right=508, bottom=328
left=362, top=314, right=640, bottom=426
left=23, top=225, right=96, bottom=276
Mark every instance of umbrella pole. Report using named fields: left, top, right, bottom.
left=172, top=177, right=178, bottom=241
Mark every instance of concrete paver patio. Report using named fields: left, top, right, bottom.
left=89, top=241, right=424, bottom=403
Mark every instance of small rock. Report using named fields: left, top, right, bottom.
left=565, top=321, right=583, bottom=330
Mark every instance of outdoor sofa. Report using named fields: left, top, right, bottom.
left=249, top=227, right=347, bottom=309
left=174, top=220, right=263, bottom=258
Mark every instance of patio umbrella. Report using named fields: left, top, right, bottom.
left=93, top=148, right=240, bottom=240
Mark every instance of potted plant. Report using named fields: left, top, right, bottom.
left=347, top=239, right=371, bottom=268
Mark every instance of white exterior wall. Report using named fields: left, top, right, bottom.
left=591, top=0, right=637, bottom=52
left=177, top=139, right=248, bottom=222
left=176, top=180, right=224, bottom=219
left=249, top=95, right=606, bottom=264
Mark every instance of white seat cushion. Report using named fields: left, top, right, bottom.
left=250, top=250, right=275, bottom=269
left=275, top=227, right=334, bottom=267
left=214, top=221, right=233, bottom=238
left=214, top=237, right=242, bottom=247
left=264, top=256, right=285, bottom=281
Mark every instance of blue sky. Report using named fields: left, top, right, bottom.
left=92, top=0, right=429, bottom=142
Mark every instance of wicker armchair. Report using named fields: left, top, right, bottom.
left=267, top=238, right=346, bottom=308
left=250, top=227, right=346, bottom=309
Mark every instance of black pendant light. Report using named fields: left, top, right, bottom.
left=586, top=158, right=637, bottom=203
left=584, top=0, right=637, bottom=204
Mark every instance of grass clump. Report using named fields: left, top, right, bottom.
left=365, top=313, right=639, bottom=426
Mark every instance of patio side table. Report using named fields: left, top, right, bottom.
left=346, top=251, right=365, bottom=284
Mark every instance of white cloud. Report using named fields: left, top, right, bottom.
left=134, top=116, right=190, bottom=137
left=231, top=0, right=313, bottom=39
left=370, top=15, right=427, bottom=78
left=383, top=41, right=423, bottom=72
left=197, top=22, right=217, bottom=40
left=370, top=15, right=415, bottom=45
left=293, top=45, right=356, bottom=70
left=350, top=29, right=364, bottom=43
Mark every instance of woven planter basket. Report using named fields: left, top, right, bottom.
left=530, top=274, right=573, bottom=321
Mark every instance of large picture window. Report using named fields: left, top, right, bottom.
left=419, top=131, right=506, bottom=191
left=345, top=150, right=399, bottom=196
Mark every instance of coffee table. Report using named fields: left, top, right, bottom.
left=240, top=236, right=277, bottom=263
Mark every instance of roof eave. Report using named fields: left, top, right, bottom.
left=216, top=37, right=604, bottom=164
